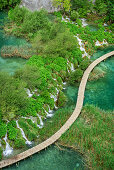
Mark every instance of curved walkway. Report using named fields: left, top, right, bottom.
left=0, top=51, right=114, bottom=168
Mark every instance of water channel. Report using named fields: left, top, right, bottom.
left=0, top=11, right=114, bottom=170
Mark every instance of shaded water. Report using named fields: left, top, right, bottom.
left=65, top=46, right=114, bottom=111
left=0, top=11, right=27, bottom=75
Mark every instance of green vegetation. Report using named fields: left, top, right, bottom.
left=53, top=0, right=114, bottom=30
left=88, top=67, right=106, bottom=81
left=0, top=2, right=113, bottom=168
left=1, top=45, right=33, bottom=59
left=18, top=118, right=39, bottom=141
left=52, top=0, right=71, bottom=12
left=39, top=106, right=74, bottom=141
left=0, top=0, right=20, bottom=10
left=7, top=121, right=26, bottom=149
left=59, top=105, right=114, bottom=169
left=0, top=72, right=29, bottom=121
left=39, top=104, right=114, bottom=169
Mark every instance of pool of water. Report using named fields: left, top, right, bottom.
left=0, top=11, right=27, bottom=75
left=65, top=46, right=114, bottom=111
left=4, top=145, right=86, bottom=170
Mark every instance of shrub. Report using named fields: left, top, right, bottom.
left=0, top=0, right=20, bottom=10
left=0, top=123, right=7, bottom=138
left=8, top=5, right=28, bottom=25
left=69, top=69, right=83, bottom=85
left=70, top=10, right=79, bottom=21
left=14, top=138, right=26, bottom=148
left=57, top=91, right=67, bottom=107
left=79, top=58, right=90, bottom=71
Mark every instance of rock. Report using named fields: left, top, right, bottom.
left=21, top=0, right=57, bottom=12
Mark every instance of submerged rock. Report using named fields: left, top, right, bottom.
left=21, top=0, right=57, bottom=12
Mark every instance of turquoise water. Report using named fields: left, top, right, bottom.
left=0, top=11, right=113, bottom=170
left=0, top=11, right=27, bottom=75
left=4, top=145, right=86, bottom=170
left=65, top=46, right=114, bottom=111
left=88, top=24, right=99, bottom=31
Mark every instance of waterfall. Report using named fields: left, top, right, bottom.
left=16, top=121, right=32, bottom=145
left=37, top=114, right=44, bottom=128
left=3, top=133, right=13, bottom=157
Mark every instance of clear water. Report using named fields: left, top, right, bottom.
left=65, top=46, right=114, bottom=111
left=4, top=145, right=86, bottom=170
left=1, top=11, right=113, bottom=170
left=88, top=24, right=99, bottom=31
left=0, top=11, right=27, bottom=75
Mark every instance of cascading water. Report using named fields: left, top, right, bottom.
left=16, top=121, right=32, bottom=145
left=3, top=133, right=13, bottom=157
left=21, top=0, right=57, bottom=12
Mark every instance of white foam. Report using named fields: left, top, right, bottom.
left=37, top=114, right=44, bottom=128
left=26, top=89, right=34, bottom=97
left=81, top=18, right=88, bottom=27
left=3, top=133, right=13, bottom=156
left=75, top=35, right=89, bottom=58
left=95, top=40, right=108, bottom=46
left=71, top=63, right=75, bottom=72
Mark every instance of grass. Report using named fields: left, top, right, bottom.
left=58, top=105, right=114, bottom=169
left=38, top=104, right=113, bottom=169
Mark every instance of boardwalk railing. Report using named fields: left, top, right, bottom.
left=0, top=51, right=114, bottom=168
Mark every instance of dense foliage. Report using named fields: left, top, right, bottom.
left=0, top=2, right=113, bottom=166
left=0, top=0, right=20, bottom=10
left=0, top=72, right=29, bottom=121
left=53, top=0, right=114, bottom=29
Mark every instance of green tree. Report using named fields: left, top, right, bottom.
left=0, top=0, right=20, bottom=10
left=0, top=72, right=28, bottom=121
left=52, top=0, right=71, bottom=12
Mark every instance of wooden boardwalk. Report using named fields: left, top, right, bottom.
left=0, top=51, right=114, bottom=169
